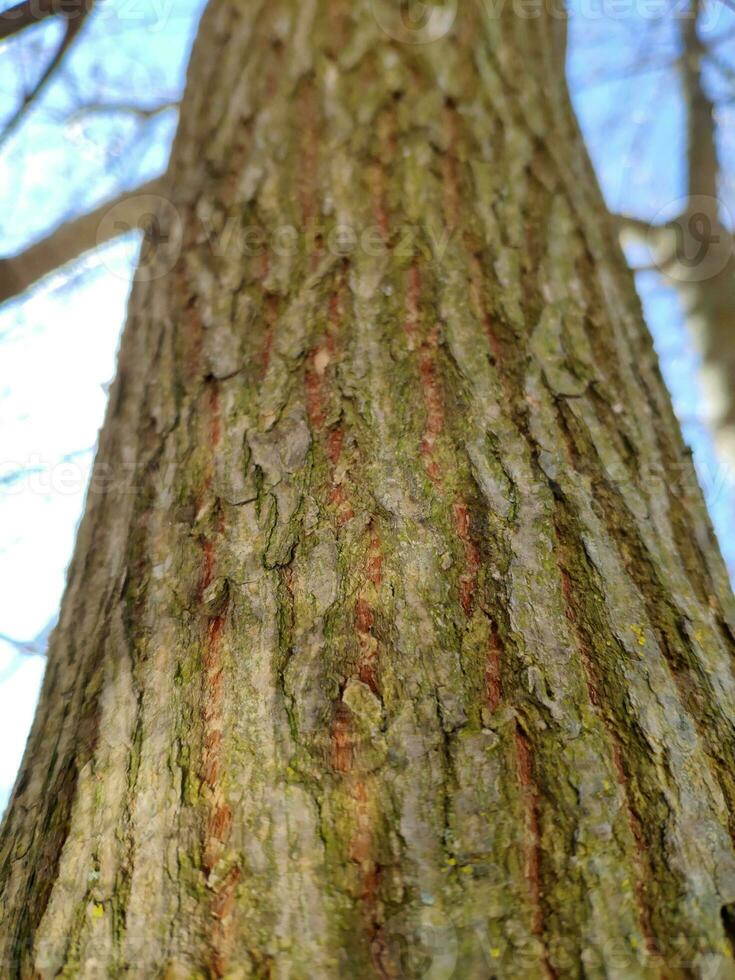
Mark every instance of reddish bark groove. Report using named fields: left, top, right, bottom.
left=351, top=778, right=389, bottom=980
left=327, top=425, right=344, bottom=466
left=329, top=698, right=388, bottom=977
left=515, top=727, right=557, bottom=980
left=485, top=618, right=504, bottom=712
left=201, top=602, right=238, bottom=975
left=558, top=566, right=659, bottom=958
left=320, top=487, right=383, bottom=923
left=257, top=250, right=270, bottom=283
left=200, top=539, right=216, bottom=594
left=404, top=262, right=421, bottom=350
left=305, top=285, right=339, bottom=434
left=468, top=253, right=504, bottom=368
left=328, top=518, right=387, bottom=970
left=210, top=865, right=242, bottom=978
left=305, top=351, right=327, bottom=431
left=330, top=699, right=353, bottom=775
left=611, top=744, right=659, bottom=958
left=356, top=527, right=383, bottom=698
left=453, top=499, right=480, bottom=616
left=329, top=483, right=355, bottom=527
left=404, top=269, right=485, bottom=620
left=366, top=106, right=396, bottom=245
left=355, top=598, right=374, bottom=634
left=261, top=326, right=274, bottom=376
left=299, top=81, right=320, bottom=261
left=349, top=778, right=373, bottom=865
left=403, top=267, right=488, bottom=619
left=260, top=292, right=279, bottom=375
left=325, top=0, right=350, bottom=55
left=418, top=326, right=445, bottom=485
left=367, top=161, right=390, bottom=244
left=305, top=283, right=355, bottom=527
left=366, top=527, right=383, bottom=588
left=183, top=293, right=205, bottom=384
left=208, top=384, right=221, bottom=450
left=559, top=569, right=601, bottom=708
left=195, top=383, right=238, bottom=976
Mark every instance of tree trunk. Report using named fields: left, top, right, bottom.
left=3, top=2, right=735, bottom=976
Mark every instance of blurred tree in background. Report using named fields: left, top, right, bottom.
left=570, top=0, right=735, bottom=555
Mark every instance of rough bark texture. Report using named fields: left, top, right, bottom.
left=2, top=1, right=735, bottom=977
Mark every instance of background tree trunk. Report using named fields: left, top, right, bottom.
left=2, top=1, right=735, bottom=976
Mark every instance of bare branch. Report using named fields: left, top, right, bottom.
left=613, top=213, right=683, bottom=273
left=0, top=0, right=56, bottom=43
left=67, top=98, right=179, bottom=123
left=612, top=213, right=657, bottom=238
left=0, top=631, right=46, bottom=656
left=0, top=617, right=56, bottom=657
left=0, top=175, right=166, bottom=305
left=0, top=0, right=93, bottom=148
left=0, top=446, right=93, bottom=487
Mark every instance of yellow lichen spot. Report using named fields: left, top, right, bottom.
left=630, top=937, right=639, bottom=950
left=461, top=864, right=473, bottom=875
left=445, top=857, right=456, bottom=866
left=621, top=878, right=629, bottom=888
left=91, top=903, right=104, bottom=919
left=630, top=625, right=646, bottom=647
left=490, top=948, right=501, bottom=959
left=603, top=780, right=611, bottom=792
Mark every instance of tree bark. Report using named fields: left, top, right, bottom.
left=2, top=1, right=735, bottom=977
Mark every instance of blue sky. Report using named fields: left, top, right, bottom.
left=0, top=0, right=733, bottom=812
